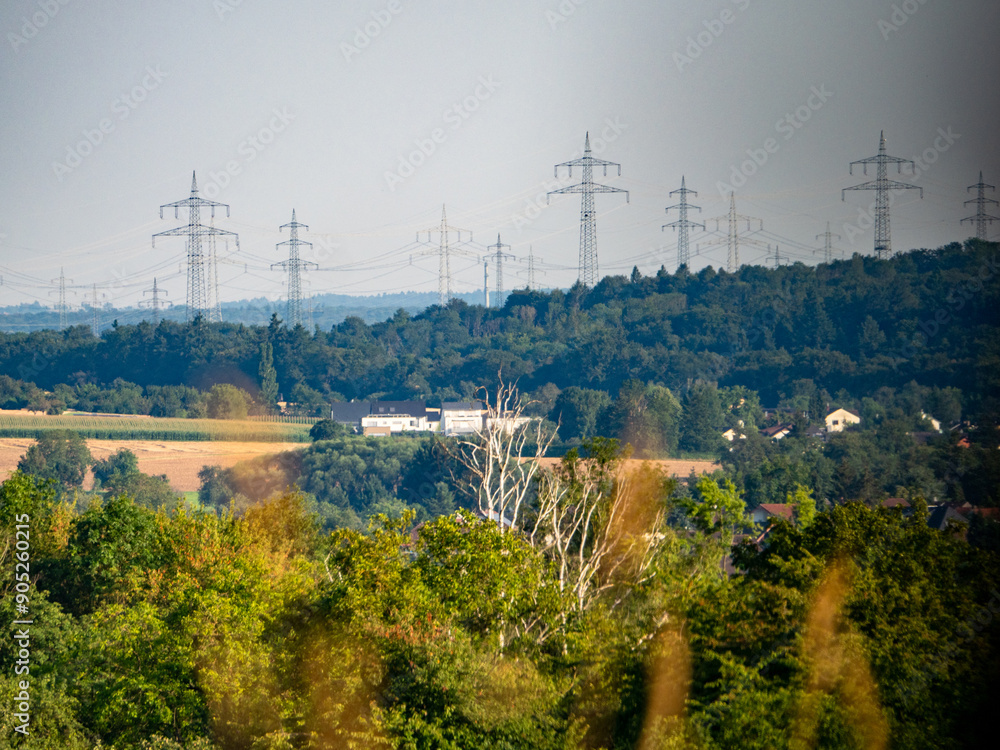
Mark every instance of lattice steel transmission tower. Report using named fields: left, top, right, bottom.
left=663, top=176, right=704, bottom=268
left=962, top=172, right=999, bottom=240
left=701, top=193, right=767, bottom=273
left=272, top=209, right=318, bottom=327
left=842, top=131, right=922, bottom=259
left=484, top=234, right=514, bottom=308
left=483, top=260, right=490, bottom=308
left=153, top=172, right=240, bottom=320
left=817, top=222, right=841, bottom=263
left=548, top=132, right=629, bottom=287
left=88, top=284, right=107, bottom=336
left=412, top=205, right=476, bottom=305
left=141, top=278, right=169, bottom=323
left=49, top=267, right=72, bottom=328
left=525, top=246, right=538, bottom=290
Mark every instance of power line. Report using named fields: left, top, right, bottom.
left=816, top=221, right=841, bottom=263
left=48, top=267, right=72, bottom=328
left=842, top=130, right=922, bottom=259
left=484, top=233, right=514, bottom=308
left=140, top=278, right=169, bottom=323
left=962, top=171, right=999, bottom=240
left=547, top=132, right=629, bottom=287
left=272, top=209, right=318, bottom=327
left=700, top=193, right=767, bottom=273
left=662, top=175, right=704, bottom=268
left=410, top=205, right=477, bottom=305
left=153, top=171, right=240, bottom=320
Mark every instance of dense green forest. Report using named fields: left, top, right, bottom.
left=0, top=240, right=997, bottom=420
left=2, top=240, right=999, bottom=748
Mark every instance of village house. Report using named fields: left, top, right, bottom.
left=825, top=407, right=861, bottom=432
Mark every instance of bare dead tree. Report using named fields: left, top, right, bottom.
left=452, top=376, right=558, bottom=534
left=531, top=448, right=668, bottom=615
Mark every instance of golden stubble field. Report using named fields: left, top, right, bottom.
left=0, top=437, right=719, bottom=495
left=0, top=438, right=307, bottom=492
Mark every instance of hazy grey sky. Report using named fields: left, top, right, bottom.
left=1, top=0, right=997, bottom=310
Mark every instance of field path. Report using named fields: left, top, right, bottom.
left=0, top=438, right=306, bottom=492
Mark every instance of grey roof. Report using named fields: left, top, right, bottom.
left=370, top=400, right=427, bottom=418
left=927, top=505, right=969, bottom=531
left=330, top=401, right=373, bottom=424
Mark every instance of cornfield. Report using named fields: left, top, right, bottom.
left=0, top=413, right=312, bottom=442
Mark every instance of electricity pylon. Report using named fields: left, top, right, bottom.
left=548, top=132, right=629, bottom=287
left=700, top=193, right=767, bottom=273
left=141, top=278, right=169, bottom=323
left=663, top=175, right=703, bottom=268
left=411, top=205, right=477, bottom=305
left=842, top=131, right=922, bottom=259
left=485, top=234, right=514, bottom=308
left=962, top=171, right=999, bottom=240
left=153, top=172, right=240, bottom=320
left=49, top=267, right=72, bottom=328
left=483, top=260, right=490, bottom=308
left=816, top=222, right=841, bottom=263
left=88, top=284, right=107, bottom=337
left=272, top=209, right=318, bottom=327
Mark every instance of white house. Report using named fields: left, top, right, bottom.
left=920, top=411, right=942, bottom=432
left=825, top=408, right=861, bottom=433
left=440, top=401, right=486, bottom=436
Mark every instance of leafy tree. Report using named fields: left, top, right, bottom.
left=601, top=380, right=682, bottom=457
left=206, top=383, right=251, bottom=420
left=17, top=430, right=93, bottom=488
left=48, top=494, right=166, bottom=615
left=787, top=483, right=817, bottom=528
left=92, top=448, right=139, bottom=486
left=103, top=472, right=181, bottom=512
left=258, top=340, right=279, bottom=412
left=680, top=382, right=726, bottom=453
left=550, top=386, right=611, bottom=442
left=309, top=418, right=346, bottom=441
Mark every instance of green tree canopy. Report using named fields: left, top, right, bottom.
left=16, top=430, right=93, bottom=488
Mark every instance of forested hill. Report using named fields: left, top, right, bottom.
left=0, top=239, right=997, bottom=416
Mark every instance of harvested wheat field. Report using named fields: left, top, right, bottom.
left=530, top=456, right=719, bottom=477
left=0, top=438, right=306, bottom=492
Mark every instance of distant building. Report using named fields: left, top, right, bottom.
left=825, top=408, right=860, bottom=433
left=361, top=400, right=432, bottom=433
left=440, top=401, right=486, bottom=435
left=750, top=503, right=794, bottom=525
left=801, top=425, right=826, bottom=440
left=920, top=411, right=942, bottom=432
left=722, top=428, right=745, bottom=442
left=760, top=424, right=794, bottom=440
left=330, top=399, right=521, bottom=437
